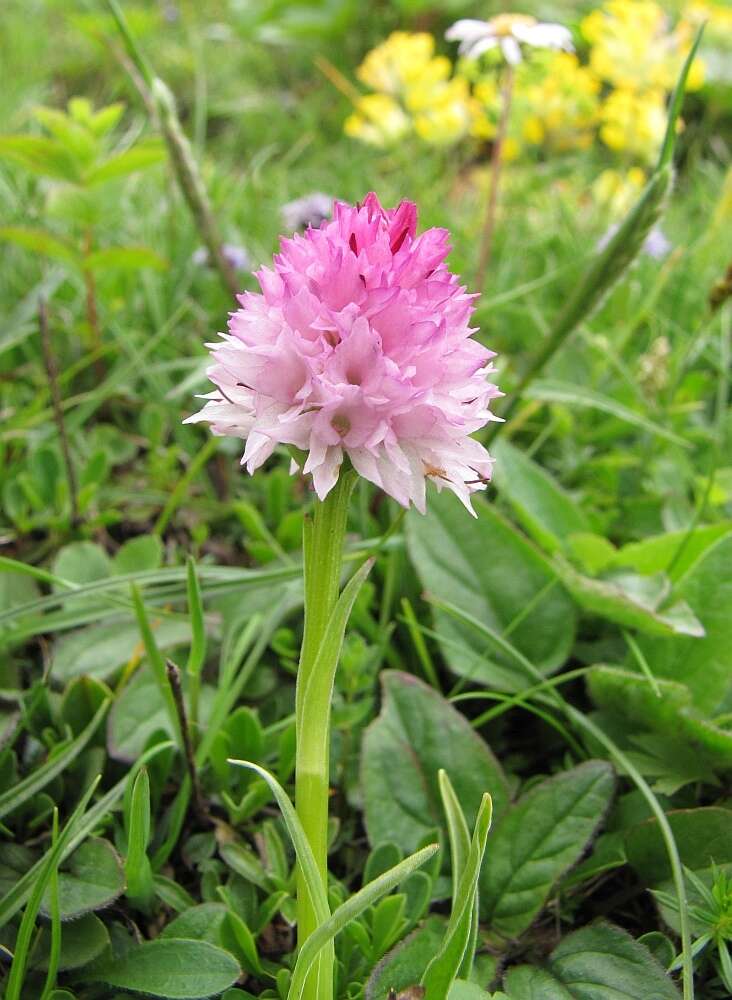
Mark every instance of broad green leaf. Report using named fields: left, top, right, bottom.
left=85, top=245, right=168, bottom=272
left=588, top=666, right=732, bottom=769
left=556, top=562, right=704, bottom=638
left=504, top=966, right=573, bottom=1000
left=448, top=985, right=495, bottom=999
left=0, top=135, right=81, bottom=182
left=60, top=675, right=110, bottom=736
left=526, top=379, right=689, bottom=448
left=85, top=140, right=166, bottom=184
left=421, top=794, right=492, bottom=1000
left=108, top=669, right=212, bottom=761
left=626, top=807, right=732, bottom=934
left=362, top=671, right=510, bottom=858
left=626, top=807, right=732, bottom=887
left=0, top=569, right=39, bottom=612
left=54, top=618, right=191, bottom=683
left=365, top=916, right=446, bottom=1000
left=550, top=921, right=679, bottom=999
left=0, top=226, right=80, bottom=266
left=160, top=903, right=229, bottom=945
left=406, top=492, right=576, bottom=688
left=288, top=844, right=439, bottom=1000
left=85, top=938, right=241, bottom=998
left=31, top=912, right=109, bottom=971
left=492, top=440, right=590, bottom=553
left=611, top=523, right=732, bottom=582
left=637, top=532, right=732, bottom=712
left=112, top=535, right=164, bottom=574
left=52, top=541, right=112, bottom=588
left=0, top=699, right=108, bottom=821
left=480, top=762, right=614, bottom=936
left=90, top=102, right=125, bottom=136
left=44, top=837, right=125, bottom=920
left=565, top=533, right=617, bottom=575
left=504, top=922, right=679, bottom=998
left=32, top=106, right=98, bottom=165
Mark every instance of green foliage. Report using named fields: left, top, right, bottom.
left=362, top=672, right=509, bottom=856
left=480, top=762, right=615, bottom=937
left=0, top=6, right=729, bottom=1000
left=406, top=492, right=576, bottom=688
left=504, top=922, right=680, bottom=999
left=85, top=938, right=242, bottom=998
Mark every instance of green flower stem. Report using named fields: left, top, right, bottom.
left=295, top=472, right=356, bottom=1000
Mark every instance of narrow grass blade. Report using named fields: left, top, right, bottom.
left=4, top=777, right=100, bottom=1000
left=228, top=760, right=329, bottom=925
left=196, top=610, right=270, bottom=768
left=0, top=698, right=109, bottom=821
left=657, top=25, right=705, bottom=171
left=288, top=844, right=439, bottom=1000
left=131, top=584, right=182, bottom=748
left=40, top=810, right=60, bottom=1000
left=421, top=794, right=493, bottom=1000
left=185, top=556, right=206, bottom=730
left=525, top=379, right=689, bottom=448
left=124, top=768, right=154, bottom=911
left=438, top=770, right=477, bottom=980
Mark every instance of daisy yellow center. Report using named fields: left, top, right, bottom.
left=489, top=13, right=537, bottom=37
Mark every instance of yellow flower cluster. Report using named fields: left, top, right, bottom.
left=471, top=52, right=601, bottom=157
left=344, top=32, right=473, bottom=147
left=582, top=0, right=704, bottom=92
left=582, top=0, right=704, bottom=165
left=344, top=2, right=708, bottom=167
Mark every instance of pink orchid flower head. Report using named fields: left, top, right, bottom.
left=186, top=193, right=502, bottom=514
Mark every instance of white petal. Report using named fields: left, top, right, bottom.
left=501, top=36, right=523, bottom=65
left=520, top=22, right=574, bottom=51
left=445, top=18, right=491, bottom=43
left=462, top=35, right=499, bottom=59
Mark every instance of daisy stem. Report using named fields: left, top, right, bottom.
left=475, top=63, right=514, bottom=291
left=295, top=472, right=355, bottom=1000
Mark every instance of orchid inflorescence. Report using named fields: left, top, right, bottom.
left=188, top=193, right=501, bottom=514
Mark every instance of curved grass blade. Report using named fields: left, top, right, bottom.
left=438, top=770, right=477, bottom=981
left=227, top=760, right=329, bottom=926
left=288, top=844, right=439, bottom=1000
left=185, top=556, right=206, bottom=730
left=131, top=584, right=182, bottom=748
left=298, top=558, right=374, bottom=768
left=39, top=811, right=60, bottom=1000
left=421, top=794, right=492, bottom=1000
left=0, top=698, right=109, bottom=821
left=525, top=379, right=689, bottom=448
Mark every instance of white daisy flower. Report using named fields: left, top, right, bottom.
left=446, top=14, right=573, bottom=66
